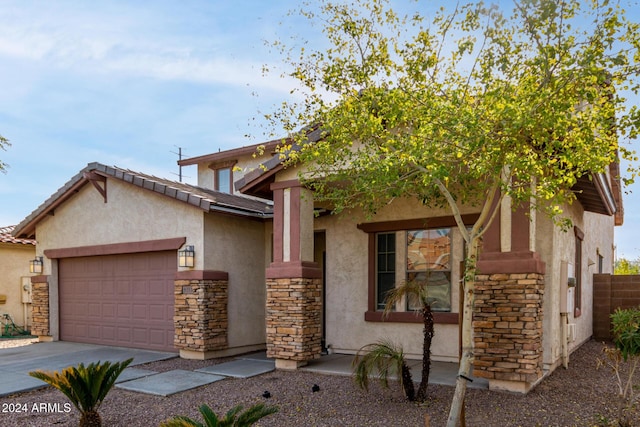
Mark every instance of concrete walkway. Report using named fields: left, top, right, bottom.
left=0, top=341, right=176, bottom=397
left=0, top=342, right=486, bottom=398
left=302, top=353, right=489, bottom=389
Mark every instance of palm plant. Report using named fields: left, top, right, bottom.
left=352, top=279, right=434, bottom=402
left=29, top=358, right=133, bottom=427
left=160, top=403, right=278, bottom=427
left=353, top=340, right=416, bottom=401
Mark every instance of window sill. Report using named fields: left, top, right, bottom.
left=365, top=311, right=459, bottom=324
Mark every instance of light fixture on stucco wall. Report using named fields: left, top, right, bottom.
left=29, top=256, right=43, bottom=274
left=178, top=245, right=195, bottom=268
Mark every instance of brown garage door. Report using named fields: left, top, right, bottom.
left=59, top=251, right=176, bottom=352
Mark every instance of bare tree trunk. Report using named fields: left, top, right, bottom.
left=446, top=234, right=480, bottom=427
left=446, top=281, right=475, bottom=426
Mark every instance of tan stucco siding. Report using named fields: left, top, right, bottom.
left=0, top=244, right=35, bottom=330
left=204, top=213, right=266, bottom=348
left=316, top=198, right=478, bottom=361
left=36, top=179, right=204, bottom=269
left=537, top=201, right=614, bottom=370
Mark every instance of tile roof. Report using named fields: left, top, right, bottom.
left=0, top=225, right=35, bottom=245
left=12, top=162, right=273, bottom=239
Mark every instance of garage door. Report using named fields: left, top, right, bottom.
left=59, top=251, right=176, bottom=352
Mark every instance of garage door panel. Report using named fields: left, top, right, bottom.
left=149, top=304, right=166, bottom=320
left=88, top=325, right=101, bottom=339
left=117, top=281, right=131, bottom=296
left=59, top=251, right=176, bottom=352
left=149, top=329, right=167, bottom=346
left=102, top=303, right=115, bottom=319
left=132, top=304, right=147, bottom=320
left=132, top=281, right=147, bottom=297
left=101, top=280, right=115, bottom=296
left=102, top=326, right=115, bottom=340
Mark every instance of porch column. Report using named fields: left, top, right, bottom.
left=266, top=180, right=322, bottom=370
left=473, top=199, right=546, bottom=393
left=30, top=275, right=52, bottom=340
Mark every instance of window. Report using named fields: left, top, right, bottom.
left=209, top=161, right=236, bottom=194
left=406, top=229, right=452, bottom=312
left=215, top=167, right=232, bottom=193
left=360, top=215, right=479, bottom=324
left=376, top=233, right=396, bottom=310
left=597, top=251, right=604, bottom=274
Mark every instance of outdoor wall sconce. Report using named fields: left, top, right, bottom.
left=29, top=256, right=43, bottom=274
left=178, top=245, right=195, bottom=268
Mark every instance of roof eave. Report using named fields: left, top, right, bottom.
left=178, top=139, right=283, bottom=167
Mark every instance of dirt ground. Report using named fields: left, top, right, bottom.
left=0, top=338, right=637, bottom=426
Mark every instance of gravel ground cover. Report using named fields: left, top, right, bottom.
left=0, top=338, right=637, bottom=426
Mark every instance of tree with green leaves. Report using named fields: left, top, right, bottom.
left=29, top=358, right=133, bottom=427
left=267, top=0, right=640, bottom=424
left=615, top=257, right=640, bottom=275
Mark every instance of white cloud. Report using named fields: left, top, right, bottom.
left=0, top=1, right=299, bottom=96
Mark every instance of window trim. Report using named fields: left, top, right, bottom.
left=360, top=214, right=480, bottom=324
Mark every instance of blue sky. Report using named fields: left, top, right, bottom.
left=0, top=1, right=639, bottom=259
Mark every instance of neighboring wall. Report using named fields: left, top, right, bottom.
left=0, top=243, right=35, bottom=330
left=593, top=274, right=640, bottom=341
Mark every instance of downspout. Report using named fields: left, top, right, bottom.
left=560, top=312, right=568, bottom=369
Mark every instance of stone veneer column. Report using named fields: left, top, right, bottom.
left=473, top=271, right=545, bottom=393
left=174, top=270, right=228, bottom=360
left=30, top=275, right=50, bottom=338
left=473, top=196, right=546, bottom=393
left=266, top=277, right=322, bottom=366
left=267, top=181, right=322, bottom=369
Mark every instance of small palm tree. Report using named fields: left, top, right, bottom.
left=353, top=340, right=416, bottom=401
left=352, top=279, right=435, bottom=402
left=29, top=358, right=133, bottom=427
left=160, top=403, right=279, bottom=427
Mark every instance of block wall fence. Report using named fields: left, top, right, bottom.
left=593, top=274, right=640, bottom=341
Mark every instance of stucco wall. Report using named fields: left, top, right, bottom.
left=36, top=180, right=204, bottom=267
left=315, top=198, right=478, bottom=362
left=204, top=213, right=267, bottom=348
left=0, top=243, right=35, bottom=330
left=536, top=201, right=615, bottom=370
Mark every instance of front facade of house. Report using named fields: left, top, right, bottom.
left=13, top=137, right=622, bottom=392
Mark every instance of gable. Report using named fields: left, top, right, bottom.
left=12, top=162, right=274, bottom=240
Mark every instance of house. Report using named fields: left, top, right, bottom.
left=0, top=225, right=36, bottom=333
left=12, top=134, right=622, bottom=393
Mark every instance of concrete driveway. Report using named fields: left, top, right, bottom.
left=0, top=341, right=177, bottom=397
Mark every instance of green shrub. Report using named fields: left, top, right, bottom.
left=160, top=403, right=278, bottom=427
left=29, top=358, right=133, bottom=427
